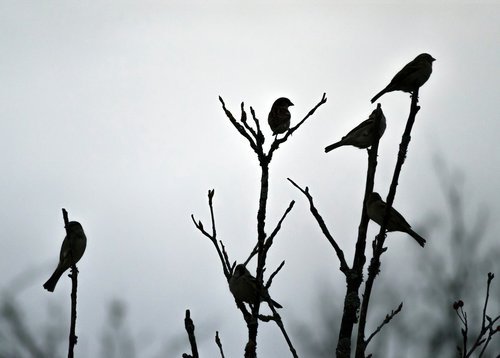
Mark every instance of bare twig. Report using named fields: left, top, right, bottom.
left=240, top=102, right=259, bottom=140
left=215, top=331, right=226, bottom=358
left=365, top=302, right=403, bottom=348
left=182, top=309, right=199, bottom=358
left=219, top=97, right=258, bottom=152
left=265, top=261, right=285, bottom=289
left=267, top=304, right=299, bottom=358
left=249, top=106, right=265, bottom=146
left=191, top=190, right=231, bottom=279
left=244, top=200, right=295, bottom=266
left=287, top=178, right=350, bottom=275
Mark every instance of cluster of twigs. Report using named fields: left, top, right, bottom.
left=188, top=94, right=327, bottom=357
left=454, top=273, right=500, bottom=357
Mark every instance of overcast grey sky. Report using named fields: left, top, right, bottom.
left=1, top=1, right=499, bottom=356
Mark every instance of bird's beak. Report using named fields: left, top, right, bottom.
left=290, top=102, right=294, bottom=106
left=431, top=57, right=436, bottom=61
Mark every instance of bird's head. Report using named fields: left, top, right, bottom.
left=417, top=53, right=436, bottom=63
left=66, top=221, right=83, bottom=233
left=233, top=264, right=248, bottom=279
left=367, top=192, right=382, bottom=205
left=273, top=97, right=294, bottom=108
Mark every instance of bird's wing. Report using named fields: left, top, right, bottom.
left=389, top=205, right=412, bottom=229
left=389, top=59, right=422, bottom=85
left=342, top=119, right=373, bottom=139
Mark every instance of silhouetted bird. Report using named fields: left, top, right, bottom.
left=325, top=105, right=386, bottom=153
left=366, top=192, right=426, bottom=247
left=371, top=53, right=435, bottom=103
left=268, top=97, right=293, bottom=136
left=229, top=264, right=282, bottom=308
left=43, top=221, right=87, bottom=292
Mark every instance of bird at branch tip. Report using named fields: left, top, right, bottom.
left=366, top=192, right=426, bottom=247
left=229, top=264, right=282, bottom=309
left=268, top=97, right=293, bottom=137
left=371, top=53, right=435, bottom=103
left=325, top=105, right=386, bottom=153
left=43, top=221, right=87, bottom=292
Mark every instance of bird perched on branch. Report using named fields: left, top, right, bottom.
left=268, top=97, right=294, bottom=136
left=366, top=192, right=426, bottom=247
left=325, top=105, right=386, bottom=153
left=229, top=264, right=282, bottom=308
left=43, top=221, right=87, bottom=292
left=371, top=53, right=436, bottom=103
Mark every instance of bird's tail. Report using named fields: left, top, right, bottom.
left=43, top=267, right=64, bottom=292
left=371, top=88, right=387, bottom=104
left=408, top=229, right=426, bottom=247
left=325, top=141, right=344, bottom=153
left=269, top=298, right=283, bottom=309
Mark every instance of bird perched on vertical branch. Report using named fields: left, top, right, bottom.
left=229, top=264, right=282, bottom=308
left=43, top=221, right=87, bottom=292
left=268, top=97, right=294, bottom=137
left=371, top=53, right=436, bottom=103
left=325, top=104, right=386, bottom=153
left=366, top=192, right=426, bottom=247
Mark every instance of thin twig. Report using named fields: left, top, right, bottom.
left=249, top=106, right=265, bottom=146
left=244, top=201, right=295, bottom=266
left=191, top=190, right=231, bottom=279
left=365, top=302, right=403, bottom=347
left=240, top=102, right=259, bottom=140
left=183, top=310, right=199, bottom=358
left=219, top=96, right=258, bottom=152
left=268, top=304, right=299, bottom=358
left=215, top=331, right=226, bottom=358
left=265, top=261, right=285, bottom=289
left=287, top=178, right=350, bottom=275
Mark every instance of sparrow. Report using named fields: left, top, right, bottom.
left=268, top=97, right=294, bottom=136
left=229, top=264, right=282, bottom=309
left=325, top=105, right=386, bottom=153
left=366, top=192, right=426, bottom=247
left=371, top=53, right=436, bottom=103
left=43, top=221, right=87, bottom=292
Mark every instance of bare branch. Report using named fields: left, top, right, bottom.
left=287, top=178, right=350, bottom=275
left=365, top=302, right=403, bottom=347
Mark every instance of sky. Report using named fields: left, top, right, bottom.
left=0, top=1, right=499, bottom=357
